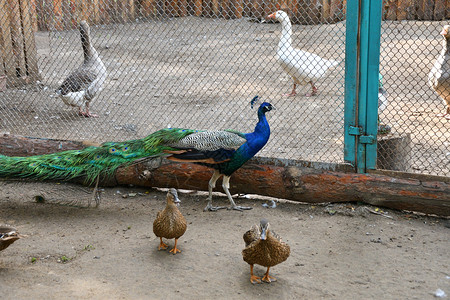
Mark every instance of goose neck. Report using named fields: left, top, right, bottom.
left=279, top=19, right=292, bottom=49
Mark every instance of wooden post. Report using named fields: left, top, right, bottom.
left=0, top=0, right=18, bottom=84
left=140, top=0, right=156, bottom=17
left=385, top=0, right=397, bottom=20
left=7, top=0, right=27, bottom=79
left=232, top=0, right=243, bottom=18
left=222, top=0, right=231, bottom=19
left=433, top=0, right=445, bottom=20
left=178, top=0, right=187, bottom=16
left=322, top=0, right=331, bottom=23
left=251, top=0, right=264, bottom=19
left=194, top=0, right=202, bottom=16
left=19, top=0, right=41, bottom=81
left=330, top=0, right=343, bottom=22
left=423, top=0, right=434, bottom=19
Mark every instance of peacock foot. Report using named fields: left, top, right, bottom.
left=203, top=203, right=228, bottom=212
left=262, top=274, right=277, bottom=283
left=228, top=205, right=253, bottom=211
left=250, top=275, right=262, bottom=284
left=169, top=247, right=181, bottom=255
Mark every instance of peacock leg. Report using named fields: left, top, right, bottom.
left=305, top=81, right=317, bottom=97
left=283, top=83, right=297, bottom=97
left=250, top=265, right=261, bottom=284
left=222, top=176, right=252, bottom=211
left=158, top=237, right=168, bottom=250
left=91, top=175, right=101, bottom=207
left=261, top=267, right=277, bottom=283
left=169, top=238, right=181, bottom=254
left=203, top=170, right=227, bottom=211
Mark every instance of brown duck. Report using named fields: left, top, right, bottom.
left=242, top=219, right=290, bottom=283
left=0, top=226, right=22, bottom=252
left=153, top=189, right=187, bottom=254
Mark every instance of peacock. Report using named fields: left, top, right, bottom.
left=0, top=97, right=273, bottom=211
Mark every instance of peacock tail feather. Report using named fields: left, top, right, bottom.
left=0, top=99, right=272, bottom=185
left=0, top=128, right=198, bottom=184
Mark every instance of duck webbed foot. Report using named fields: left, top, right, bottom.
left=250, top=265, right=261, bottom=284
left=262, top=267, right=277, bottom=283
left=169, top=238, right=182, bottom=254
left=158, top=237, right=168, bottom=250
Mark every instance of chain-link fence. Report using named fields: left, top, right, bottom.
left=0, top=0, right=449, bottom=177
left=379, top=8, right=450, bottom=176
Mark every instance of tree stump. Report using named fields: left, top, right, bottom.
left=377, top=132, right=411, bottom=171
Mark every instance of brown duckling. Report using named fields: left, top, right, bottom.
left=0, top=226, right=22, bottom=252
left=242, top=219, right=290, bottom=284
left=153, top=188, right=187, bottom=254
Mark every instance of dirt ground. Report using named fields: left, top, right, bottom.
left=0, top=182, right=449, bottom=299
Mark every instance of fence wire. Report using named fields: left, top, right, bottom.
left=0, top=0, right=448, bottom=177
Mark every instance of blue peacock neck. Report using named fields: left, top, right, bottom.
left=244, top=106, right=271, bottom=156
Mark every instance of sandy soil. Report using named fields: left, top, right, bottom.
left=1, top=182, right=449, bottom=299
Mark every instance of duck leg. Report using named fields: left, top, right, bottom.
left=305, top=81, right=318, bottom=97
left=204, top=170, right=227, bottom=211
left=249, top=265, right=261, bottom=284
left=222, top=175, right=252, bottom=211
left=169, top=238, right=181, bottom=254
left=158, top=237, right=168, bottom=250
left=283, top=83, right=297, bottom=97
left=262, top=267, right=277, bottom=283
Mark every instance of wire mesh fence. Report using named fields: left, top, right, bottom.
left=0, top=0, right=449, bottom=177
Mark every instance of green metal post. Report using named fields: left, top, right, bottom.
left=365, top=0, right=383, bottom=170
left=344, top=0, right=382, bottom=173
left=344, top=0, right=360, bottom=167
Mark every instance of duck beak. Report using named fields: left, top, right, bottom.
left=260, top=227, right=267, bottom=240
left=174, top=197, right=181, bottom=206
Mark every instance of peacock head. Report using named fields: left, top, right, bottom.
left=259, top=102, right=274, bottom=114
left=267, top=10, right=290, bottom=23
left=166, top=188, right=181, bottom=206
left=259, top=218, right=271, bottom=240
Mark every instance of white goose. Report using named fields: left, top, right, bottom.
left=268, top=10, right=339, bottom=97
left=56, top=20, right=107, bottom=117
left=428, top=25, right=450, bottom=120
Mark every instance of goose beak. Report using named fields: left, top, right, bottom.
left=441, top=28, right=448, bottom=36
left=267, top=13, right=276, bottom=19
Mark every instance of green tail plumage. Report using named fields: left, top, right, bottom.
left=0, top=128, right=198, bottom=184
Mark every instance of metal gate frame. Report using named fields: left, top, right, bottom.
left=344, top=0, right=382, bottom=173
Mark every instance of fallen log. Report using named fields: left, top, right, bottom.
left=1, top=134, right=449, bottom=216
left=114, top=157, right=450, bottom=216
